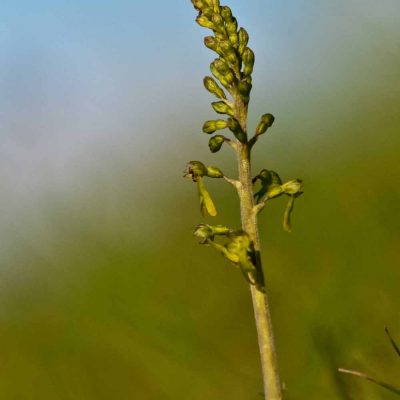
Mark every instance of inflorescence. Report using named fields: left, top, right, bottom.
left=185, top=0, right=304, bottom=284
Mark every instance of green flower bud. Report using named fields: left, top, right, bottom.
left=214, top=31, right=226, bottom=41
left=228, top=118, right=247, bottom=143
left=220, top=5, right=233, bottom=21
left=219, top=39, right=232, bottom=53
left=183, top=161, right=208, bottom=181
left=210, top=63, right=229, bottom=88
left=210, top=0, right=220, bottom=13
left=229, top=31, right=239, bottom=48
left=192, top=0, right=208, bottom=11
left=201, top=7, right=214, bottom=19
left=218, top=41, right=239, bottom=70
left=203, top=76, right=226, bottom=99
left=211, top=13, right=225, bottom=34
left=208, top=135, right=225, bottom=153
left=224, top=68, right=236, bottom=86
left=215, top=119, right=229, bottom=130
left=226, top=18, right=238, bottom=35
left=211, top=60, right=234, bottom=86
left=242, top=47, right=255, bottom=76
left=213, top=58, right=229, bottom=74
left=202, top=119, right=228, bottom=134
left=211, top=101, right=234, bottom=116
left=255, top=113, right=275, bottom=135
left=206, top=165, right=224, bottom=178
left=281, top=179, right=303, bottom=196
left=238, top=27, right=249, bottom=55
left=204, top=36, right=223, bottom=55
left=204, top=35, right=215, bottom=47
left=225, top=49, right=239, bottom=71
left=196, top=15, right=214, bottom=30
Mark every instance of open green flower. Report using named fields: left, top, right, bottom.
left=202, top=229, right=258, bottom=283
left=184, top=161, right=224, bottom=217
left=253, top=169, right=283, bottom=203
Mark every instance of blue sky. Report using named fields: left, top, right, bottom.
left=0, top=0, right=398, bottom=212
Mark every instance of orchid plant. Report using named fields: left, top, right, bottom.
left=184, top=1, right=304, bottom=399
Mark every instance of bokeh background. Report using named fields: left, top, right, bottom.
left=0, top=0, right=399, bottom=398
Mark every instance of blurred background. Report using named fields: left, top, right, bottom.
left=0, top=0, right=399, bottom=398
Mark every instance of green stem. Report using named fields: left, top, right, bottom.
left=234, top=95, right=283, bottom=400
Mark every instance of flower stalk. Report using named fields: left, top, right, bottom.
left=185, top=1, right=304, bottom=398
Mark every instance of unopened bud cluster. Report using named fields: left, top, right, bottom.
left=189, top=0, right=279, bottom=155
left=191, top=0, right=265, bottom=151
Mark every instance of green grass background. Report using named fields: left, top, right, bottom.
left=0, top=1, right=399, bottom=398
